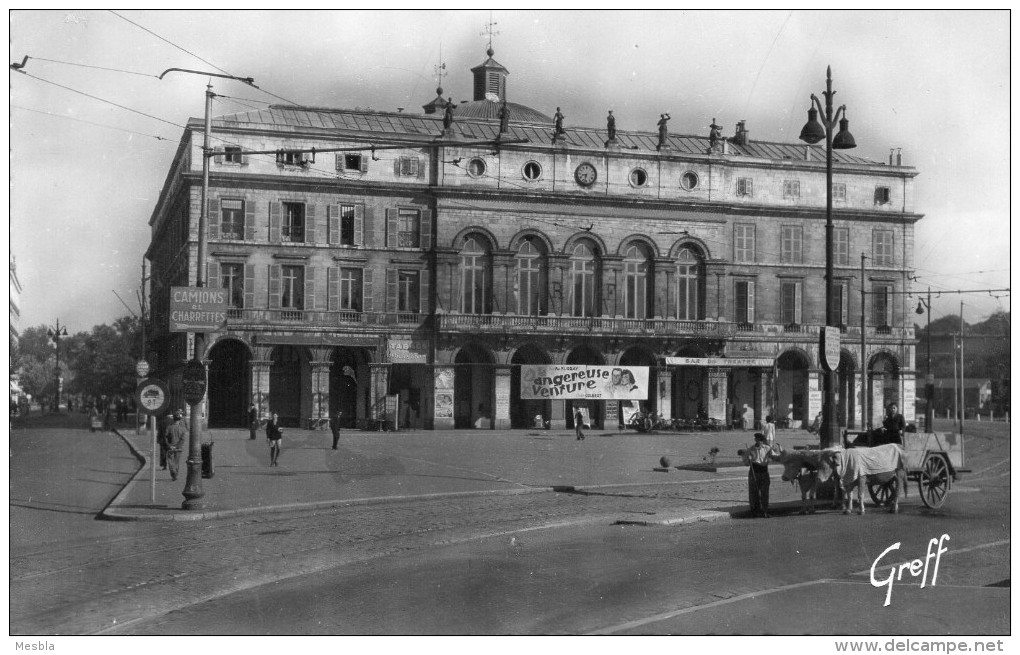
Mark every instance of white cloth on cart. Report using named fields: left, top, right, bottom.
left=838, top=444, right=906, bottom=487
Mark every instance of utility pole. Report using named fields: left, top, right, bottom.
left=160, top=69, right=256, bottom=511
left=952, top=334, right=958, bottom=427
left=959, top=301, right=965, bottom=439
left=860, top=252, right=867, bottom=430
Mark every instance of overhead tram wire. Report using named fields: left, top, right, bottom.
left=11, top=105, right=171, bottom=141
left=16, top=56, right=159, bottom=78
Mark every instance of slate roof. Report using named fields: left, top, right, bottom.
left=212, top=105, right=882, bottom=165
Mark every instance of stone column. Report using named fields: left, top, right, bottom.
left=492, top=252, right=514, bottom=315
left=250, top=349, right=272, bottom=420
left=549, top=399, right=566, bottom=430
left=432, top=365, right=455, bottom=430
left=704, top=367, right=728, bottom=422
left=494, top=365, right=512, bottom=430
left=657, top=368, right=672, bottom=419
left=309, top=362, right=331, bottom=424
left=757, top=369, right=769, bottom=427
left=369, top=363, right=390, bottom=423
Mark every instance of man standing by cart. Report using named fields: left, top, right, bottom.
left=746, top=432, right=779, bottom=518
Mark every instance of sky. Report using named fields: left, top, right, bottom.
left=8, top=9, right=1011, bottom=336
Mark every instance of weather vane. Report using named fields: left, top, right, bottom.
left=481, top=12, right=499, bottom=50
left=434, top=44, right=447, bottom=88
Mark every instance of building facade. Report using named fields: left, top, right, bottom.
left=145, top=48, right=920, bottom=431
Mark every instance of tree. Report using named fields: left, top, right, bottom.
left=68, top=316, right=142, bottom=398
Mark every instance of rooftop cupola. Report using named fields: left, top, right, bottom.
left=471, top=47, right=509, bottom=102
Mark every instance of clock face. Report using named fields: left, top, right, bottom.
left=575, top=162, right=597, bottom=187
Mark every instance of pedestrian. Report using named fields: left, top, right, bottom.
left=574, top=408, right=585, bottom=441
left=266, top=412, right=283, bottom=466
left=157, top=411, right=172, bottom=469
left=248, top=403, right=259, bottom=440
left=741, top=404, right=754, bottom=431
left=763, top=414, right=777, bottom=446
left=330, top=408, right=343, bottom=450
left=103, top=402, right=113, bottom=432
left=165, top=409, right=188, bottom=482
left=745, top=432, right=779, bottom=518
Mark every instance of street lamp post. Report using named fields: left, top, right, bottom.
left=160, top=69, right=256, bottom=510
left=916, top=288, right=934, bottom=431
left=47, top=320, right=68, bottom=413
left=799, top=66, right=857, bottom=449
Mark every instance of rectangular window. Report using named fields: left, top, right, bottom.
left=220, top=199, right=245, bottom=240
left=836, top=283, right=849, bottom=326
left=344, top=154, right=363, bottom=171
left=221, top=263, right=244, bottom=308
left=834, top=228, right=850, bottom=266
left=398, top=156, right=419, bottom=177
left=875, top=186, right=891, bottom=205
left=736, top=178, right=753, bottom=197
left=339, top=267, right=363, bottom=312
left=224, top=147, right=243, bottom=164
left=398, top=270, right=420, bottom=313
left=873, top=229, right=894, bottom=266
left=398, top=208, right=421, bottom=248
left=277, top=150, right=306, bottom=166
left=872, top=284, right=892, bottom=326
left=281, top=265, right=305, bottom=309
left=781, top=225, right=803, bottom=264
left=783, top=180, right=801, bottom=199
left=282, top=202, right=305, bottom=243
left=734, top=224, right=755, bottom=263
left=832, top=183, right=847, bottom=202
left=339, top=204, right=356, bottom=246
left=734, top=280, right=755, bottom=324
left=780, top=281, right=802, bottom=325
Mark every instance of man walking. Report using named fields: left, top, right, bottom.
left=165, top=409, right=188, bottom=482
left=329, top=408, right=343, bottom=450
left=248, top=403, right=259, bottom=440
left=574, top=408, right=585, bottom=441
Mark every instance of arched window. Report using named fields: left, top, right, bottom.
left=623, top=244, right=650, bottom=319
left=460, top=237, right=490, bottom=314
left=676, top=246, right=703, bottom=320
left=570, top=242, right=599, bottom=317
left=516, top=240, right=546, bottom=315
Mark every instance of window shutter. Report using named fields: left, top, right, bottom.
left=363, top=206, right=374, bottom=247
left=207, top=260, right=220, bottom=288
left=795, top=283, right=802, bottom=324
left=360, top=154, right=369, bottom=173
left=207, top=199, right=220, bottom=240
left=386, top=208, right=397, bottom=248
left=364, top=268, right=374, bottom=313
left=393, top=158, right=401, bottom=176
left=419, top=210, right=432, bottom=250
left=417, top=157, right=425, bottom=179
left=269, top=265, right=281, bottom=308
left=244, top=264, right=255, bottom=309
left=746, top=179, right=753, bottom=196
left=213, top=150, right=223, bottom=164
left=241, top=152, right=249, bottom=165
left=386, top=269, right=398, bottom=313
left=419, top=268, right=430, bottom=314
left=335, top=154, right=343, bottom=172
left=269, top=202, right=281, bottom=243
left=305, top=266, right=316, bottom=310
left=327, top=267, right=339, bottom=311
left=354, top=204, right=365, bottom=246
left=244, top=200, right=256, bottom=241
left=327, top=205, right=339, bottom=245
left=305, top=204, right=317, bottom=244
left=747, top=281, right=755, bottom=323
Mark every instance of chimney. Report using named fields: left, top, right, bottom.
left=889, top=149, right=895, bottom=166
left=896, top=149, right=902, bottom=166
left=805, top=145, right=811, bottom=161
left=732, top=120, right=749, bottom=146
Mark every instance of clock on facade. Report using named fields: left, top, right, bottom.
left=574, top=162, right=597, bottom=187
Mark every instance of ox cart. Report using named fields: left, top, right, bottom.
left=843, top=430, right=967, bottom=509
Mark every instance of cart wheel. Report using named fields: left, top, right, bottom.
left=918, top=454, right=951, bottom=508
left=868, top=479, right=895, bottom=507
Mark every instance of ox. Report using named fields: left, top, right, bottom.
left=779, top=448, right=842, bottom=514
left=837, top=444, right=908, bottom=515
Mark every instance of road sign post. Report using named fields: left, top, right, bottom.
left=181, top=358, right=208, bottom=508
left=136, top=377, right=169, bottom=503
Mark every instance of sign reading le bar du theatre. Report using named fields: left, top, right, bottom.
left=170, top=287, right=228, bottom=333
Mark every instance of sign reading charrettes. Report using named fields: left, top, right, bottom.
left=520, top=365, right=649, bottom=400
left=169, top=287, right=228, bottom=333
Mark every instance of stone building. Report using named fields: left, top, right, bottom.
left=145, top=46, right=919, bottom=431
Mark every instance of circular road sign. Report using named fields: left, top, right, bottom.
left=181, top=358, right=207, bottom=405
left=136, top=359, right=150, bottom=378
left=136, top=377, right=170, bottom=416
